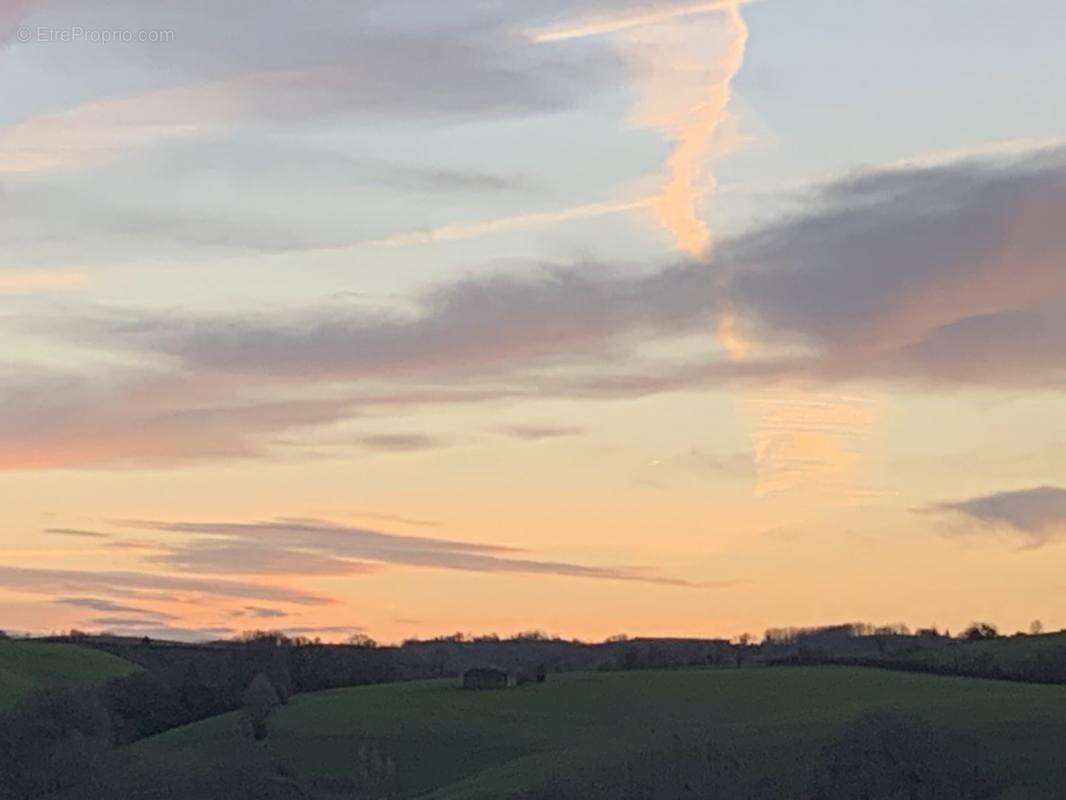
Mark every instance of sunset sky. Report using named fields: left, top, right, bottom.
left=2, top=0, right=1065, bottom=643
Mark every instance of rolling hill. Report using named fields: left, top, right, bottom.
left=0, top=639, right=139, bottom=711
left=57, top=666, right=1066, bottom=800
left=881, top=631, right=1066, bottom=683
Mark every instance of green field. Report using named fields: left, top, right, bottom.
left=0, top=639, right=138, bottom=711
left=62, top=666, right=1066, bottom=800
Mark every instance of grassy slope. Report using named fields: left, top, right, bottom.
left=67, top=666, right=1066, bottom=800
left=0, top=640, right=139, bottom=711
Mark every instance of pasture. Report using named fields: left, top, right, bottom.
left=61, top=665, right=1066, bottom=799
left=0, top=639, right=138, bottom=711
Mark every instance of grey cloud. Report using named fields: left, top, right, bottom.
left=144, top=543, right=377, bottom=576
left=97, top=147, right=1066, bottom=389
left=6, top=146, right=1066, bottom=471
left=355, top=434, right=451, bottom=453
left=55, top=597, right=175, bottom=619
left=123, top=517, right=519, bottom=557
left=118, top=517, right=703, bottom=587
left=240, top=607, right=287, bottom=619
left=927, top=486, right=1066, bottom=546
left=728, top=147, right=1066, bottom=385
left=497, top=424, right=583, bottom=440
left=0, top=565, right=332, bottom=605
left=101, top=262, right=711, bottom=380
left=44, top=528, right=109, bottom=539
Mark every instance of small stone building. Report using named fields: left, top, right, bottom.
left=462, top=667, right=516, bottom=690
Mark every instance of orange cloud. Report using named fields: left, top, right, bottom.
left=0, top=271, right=87, bottom=293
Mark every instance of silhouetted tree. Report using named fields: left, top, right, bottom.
left=241, top=673, right=280, bottom=740
left=1030, top=620, right=1044, bottom=635
left=346, top=633, right=378, bottom=648
left=962, top=622, right=999, bottom=641
left=512, top=630, right=552, bottom=642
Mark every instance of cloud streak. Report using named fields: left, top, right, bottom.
left=119, top=517, right=704, bottom=587
left=55, top=597, right=176, bottom=619
left=497, top=424, right=584, bottom=440
left=0, top=565, right=332, bottom=605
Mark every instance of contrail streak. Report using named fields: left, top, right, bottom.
left=530, top=0, right=759, bottom=43
left=584, top=2, right=881, bottom=501
left=311, top=197, right=654, bottom=251
left=651, top=1, right=749, bottom=257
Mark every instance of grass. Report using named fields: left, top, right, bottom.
left=65, top=665, right=1066, bottom=799
left=0, top=639, right=139, bottom=711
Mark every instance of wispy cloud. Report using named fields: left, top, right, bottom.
left=119, top=517, right=705, bottom=587
left=55, top=597, right=176, bottom=619
left=44, top=528, right=110, bottom=539
left=746, top=390, right=879, bottom=499
left=0, top=565, right=332, bottom=605
left=4, top=146, right=1065, bottom=471
left=353, top=434, right=451, bottom=453
left=238, top=607, right=288, bottom=620
left=497, top=424, right=584, bottom=441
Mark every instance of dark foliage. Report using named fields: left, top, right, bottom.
left=0, top=688, right=111, bottom=799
